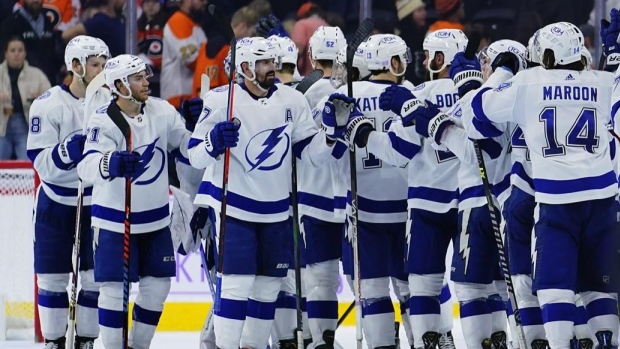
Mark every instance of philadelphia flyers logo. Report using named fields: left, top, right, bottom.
left=42, top=6, right=61, bottom=29
left=144, top=36, right=163, bottom=58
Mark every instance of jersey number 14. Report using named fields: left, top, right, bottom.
left=540, top=107, right=599, bottom=157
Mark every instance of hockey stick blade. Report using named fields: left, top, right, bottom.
left=295, top=69, right=324, bottom=94
left=464, top=31, right=481, bottom=60
left=347, top=18, right=375, bottom=71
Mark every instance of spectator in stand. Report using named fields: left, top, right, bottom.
left=161, top=0, right=207, bottom=109
left=192, top=5, right=259, bottom=98
left=292, top=2, right=329, bottom=75
left=15, top=0, right=78, bottom=32
left=247, top=0, right=272, bottom=18
left=0, top=36, right=50, bottom=160
left=427, top=0, right=464, bottom=33
left=396, top=0, right=428, bottom=85
left=61, top=0, right=127, bottom=57
left=0, top=0, right=59, bottom=85
left=138, top=0, right=171, bottom=97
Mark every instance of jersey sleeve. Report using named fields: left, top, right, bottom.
left=365, top=116, right=421, bottom=167
left=78, top=111, right=124, bottom=185
left=167, top=107, right=191, bottom=158
left=290, top=94, right=334, bottom=167
left=26, top=102, right=76, bottom=183
left=187, top=90, right=227, bottom=169
left=465, top=68, right=517, bottom=128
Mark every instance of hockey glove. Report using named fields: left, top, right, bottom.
left=601, top=10, right=620, bottom=69
left=491, top=52, right=521, bottom=75
left=256, top=14, right=288, bottom=38
left=413, top=100, right=454, bottom=145
left=181, top=97, right=204, bottom=132
left=205, top=120, right=240, bottom=158
left=378, top=85, right=421, bottom=118
left=344, top=108, right=374, bottom=148
left=450, top=52, right=484, bottom=98
left=104, top=151, right=142, bottom=179
left=59, top=134, right=87, bottom=165
left=321, top=93, right=355, bottom=141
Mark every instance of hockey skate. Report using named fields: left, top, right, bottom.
left=595, top=331, right=616, bottom=349
left=74, top=336, right=96, bottom=349
left=438, top=331, right=456, bottom=349
left=44, top=337, right=66, bottom=349
left=531, top=339, right=550, bottom=349
left=490, top=331, right=507, bottom=349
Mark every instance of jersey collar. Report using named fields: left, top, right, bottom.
left=60, top=84, right=80, bottom=100
left=239, top=82, right=278, bottom=100
left=368, top=79, right=396, bottom=85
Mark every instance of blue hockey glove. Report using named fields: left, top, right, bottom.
left=190, top=207, right=210, bottom=242
left=60, top=134, right=86, bottom=164
left=449, top=52, right=484, bottom=98
left=256, top=14, right=288, bottom=38
left=378, top=85, right=419, bottom=117
left=344, top=107, right=374, bottom=148
left=205, top=120, right=241, bottom=158
left=181, top=97, right=204, bottom=132
left=413, top=100, right=454, bottom=144
left=491, top=52, right=521, bottom=75
left=602, top=9, right=620, bottom=69
left=321, top=93, right=355, bottom=140
left=105, top=151, right=141, bottom=179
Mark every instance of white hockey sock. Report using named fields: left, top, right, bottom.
left=306, top=261, right=339, bottom=346
left=439, top=282, right=454, bottom=334
left=408, top=274, right=443, bottom=348
left=129, top=277, right=170, bottom=349
left=241, top=276, right=282, bottom=349
left=37, top=273, right=70, bottom=340
left=214, top=274, right=254, bottom=349
left=98, top=282, right=125, bottom=349
left=273, top=291, right=297, bottom=340
left=76, top=269, right=100, bottom=338
left=361, top=277, right=394, bottom=348
left=455, top=282, right=492, bottom=349
left=581, top=291, right=619, bottom=345
left=514, top=275, right=545, bottom=348
left=538, top=289, right=576, bottom=349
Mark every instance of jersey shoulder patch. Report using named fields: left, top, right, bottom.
left=494, top=82, right=512, bottom=92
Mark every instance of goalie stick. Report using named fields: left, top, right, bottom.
left=207, top=3, right=237, bottom=314
left=467, top=31, right=528, bottom=349
left=346, top=18, right=374, bottom=349
left=106, top=101, right=133, bottom=349
left=67, top=71, right=106, bottom=346
left=290, top=69, right=324, bottom=348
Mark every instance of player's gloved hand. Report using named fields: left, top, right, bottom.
left=181, top=97, right=203, bottom=132
left=60, top=133, right=87, bottom=164
left=105, top=151, right=142, bottom=179
left=378, top=85, right=420, bottom=117
left=344, top=107, right=374, bottom=148
left=601, top=9, right=620, bottom=69
left=449, top=52, right=484, bottom=98
left=321, top=93, right=355, bottom=141
left=412, top=100, right=454, bottom=144
left=491, top=52, right=521, bottom=75
left=256, top=14, right=288, bottom=38
left=205, top=120, right=241, bottom=158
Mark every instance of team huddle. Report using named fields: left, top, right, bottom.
left=26, top=7, right=620, bottom=349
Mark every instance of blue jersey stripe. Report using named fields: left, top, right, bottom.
left=198, top=181, right=289, bottom=215
left=407, top=186, right=458, bottom=204
left=43, top=181, right=92, bottom=197
left=298, top=192, right=335, bottom=211
left=51, top=144, right=74, bottom=170
left=471, top=87, right=493, bottom=123
left=91, top=203, right=169, bottom=225
left=534, top=171, right=617, bottom=195
left=346, top=191, right=407, bottom=214
left=511, top=162, right=534, bottom=189
left=388, top=131, right=421, bottom=160
left=27, top=148, right=45, bottom=163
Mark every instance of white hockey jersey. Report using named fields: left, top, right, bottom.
left=189, top=83, right=336, bottom=223
left=27, top=84, right=106, bottom=206
left=78, top=98, right=191, bottom=233
left=297, top=78, right=348, bottom=223
left=332, top=80, right=408, bottom=224
left=464, top=67, right=616, bottom=204
left=508, top=123, right=534, bottom=196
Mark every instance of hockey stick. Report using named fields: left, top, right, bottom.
left=67, top=71, right=106, bottom=345
left=106, top=101, right=133, bottom=349
left=207, top=4, right=237, bottom=313
left=288, top=69, right=325, bottom=348
left=346, top=18, right=374, bottom=349
left=466, top=33, right=527, bottom=349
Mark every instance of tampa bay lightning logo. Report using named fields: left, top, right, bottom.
left=132, top=137, right=166, bottom=185
left=245, top=125, right=290, bottom=172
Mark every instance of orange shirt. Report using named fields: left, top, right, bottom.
left=428, top=20, right=465, bottom=33
left=19, top=0, right=77, bottom=31
left=192, top=41, right=229, bottom=98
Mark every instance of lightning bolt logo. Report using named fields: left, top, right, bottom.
left=132, top=137, right=159, bottom=184
left=246, top=125, right=289, bottom=172
left=459, top=209, right=472, bottom=275
left=531, top=232, right=538, bottom=280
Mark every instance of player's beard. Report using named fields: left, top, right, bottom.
left=132, top=88, right=149, bottom=103
left=257, top=71, right=276, bottom=90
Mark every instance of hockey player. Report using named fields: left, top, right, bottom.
left=304, top=26, right=347, bottom=107
left=324, top=33, right=412, bottom=349
left=459, top=22, right=619, bottom=349
left=78, top=54, right=191, bottom=349
left=187, top=37, right=357, bottom=349
left=368, top=28, right=466, bottom=349
left=27, top=35, right=109, bottom=349
left=268, top=35, right=300, bottom=86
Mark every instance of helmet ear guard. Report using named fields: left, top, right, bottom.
left=423, top=29, right=469, bottom=75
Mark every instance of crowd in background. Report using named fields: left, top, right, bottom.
left=0, top=0, right=610, bottom=162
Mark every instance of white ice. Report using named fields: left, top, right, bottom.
left=0, top=320, right=473, bottom=348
